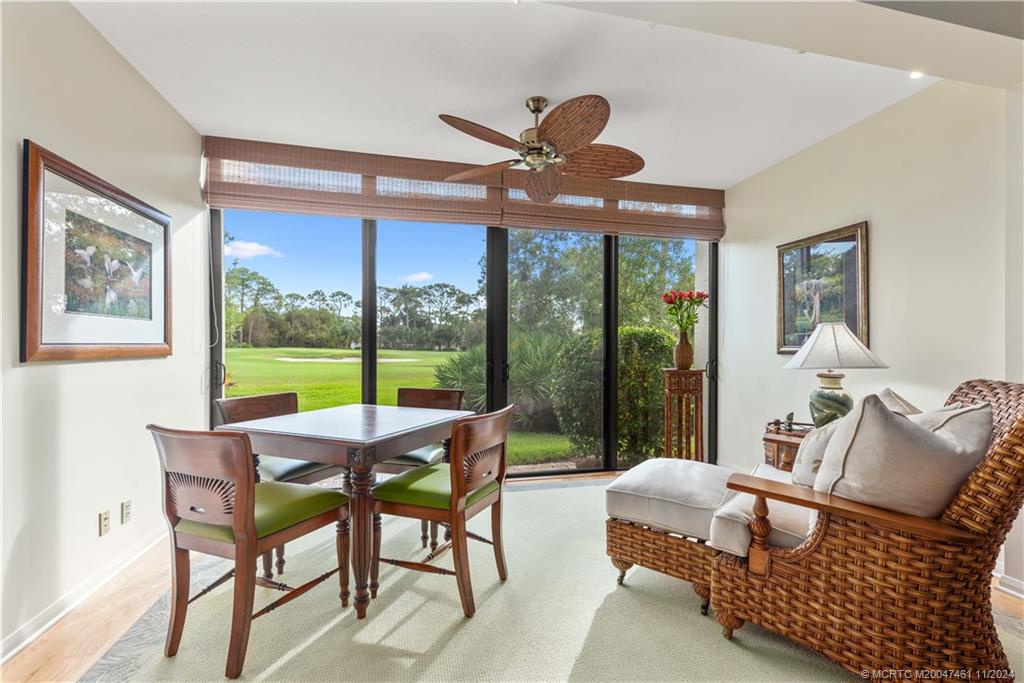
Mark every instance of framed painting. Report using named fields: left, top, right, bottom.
left=21, top=140, right=172, bottom=362
left=777, top=222, right=868, bottom=354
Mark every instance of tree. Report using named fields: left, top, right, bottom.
left=283, top=293, right=306, bottom=312
left=307, top=289, right=329, bottom=312
left=329, top=290, right=354, bottom=316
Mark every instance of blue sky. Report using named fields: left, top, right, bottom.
left=223, top=210, right=486, bottom=297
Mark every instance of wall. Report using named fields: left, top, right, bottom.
left=1000, top=81, right=1024, bottom=599
left=719, top=79, right=1005, bottom=470
left=720, top=78, right=1019, bottom=592
left=1, top=2, right=207, bottom=657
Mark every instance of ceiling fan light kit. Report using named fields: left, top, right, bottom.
left=440, top=94, right=645, bottom=202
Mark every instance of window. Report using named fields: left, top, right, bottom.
left=617, top=237, right=711, bottom=467
left=506, top=229, right=604, bottom=473
left=221, top=210, right=362, bottom=411
left=215, top=210, right=716, bottom=470
left=375, top=220, right=486, bottom=410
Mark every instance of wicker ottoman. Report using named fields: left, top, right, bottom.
left=605, top=458, right=736, bottom=614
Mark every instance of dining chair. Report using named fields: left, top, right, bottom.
left=370, top=404, right=513, bottom=617
left=215, top=392, right=346, bottom=578
left=374, top=387, right=466, bottom=551
left=147, top=425, right=350, bottom=679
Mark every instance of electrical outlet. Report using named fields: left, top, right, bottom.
left=99, top=510, right=111, bottom=537
left=120, top=500, right=132, bottom=524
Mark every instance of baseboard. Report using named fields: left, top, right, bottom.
left=994, top=571, right=1024, bottom=601
left=1, top=526, right=167, bottom=663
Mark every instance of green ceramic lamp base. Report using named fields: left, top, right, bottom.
left=809, top=371, right=854, bottom=427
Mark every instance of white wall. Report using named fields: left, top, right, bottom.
left=719, top=78, right=1022, bottom=593
left=1000, top=81, right=1024, bottom=600
left=719, top=79, right=1006, bottom=471
left=1, top=2, right=207, bottom=657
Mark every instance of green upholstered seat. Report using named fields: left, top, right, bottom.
left=372, top=463, right=499, bottom=510
left=258, top=455, right=335, bottom=483
left=382, top=443, right=446, bottom=468
left=175, top=482, right=349, bottom=544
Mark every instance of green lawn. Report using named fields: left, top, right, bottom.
left=225, top=346, right=574, bottom=466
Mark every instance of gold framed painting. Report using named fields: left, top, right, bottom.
left=20, top=140, right=172, bottom=362
left=777, top=222, right=868, bottom=354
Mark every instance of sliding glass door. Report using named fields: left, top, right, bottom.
left=212, top=209, right=717, bottom=469
left=617, top=237, right=710, bottom=468
left=506, top=229, right=604, bottom=474
left=219, top=209, right=362, bottom=411
left=375, top=220, right=486, bottom=411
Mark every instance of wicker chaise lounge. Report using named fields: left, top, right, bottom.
left=712, top=379, right=1024, bottom=677
left=608, top=379, right=1024, bottom=676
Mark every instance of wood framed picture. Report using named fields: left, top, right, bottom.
left=777, top=221, right=868, bottom=354
left=21, top=140, right=172, bottom=362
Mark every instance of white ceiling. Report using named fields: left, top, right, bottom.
left=74, top=2, right=937, bottom=189
left=567, top=2, right=1022, bottom=88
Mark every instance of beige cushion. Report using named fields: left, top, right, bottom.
left=709, top=463, right=814, bottom=557
left=877, top=387, right=922, bottom=415
left=606, top=459, right=737, bottom=540
left=790, top=420, right=841, bottom=487
left=813, top=395, right=993, bottom=518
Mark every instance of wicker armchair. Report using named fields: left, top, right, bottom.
left=711, top=379, right=1024, bottom=677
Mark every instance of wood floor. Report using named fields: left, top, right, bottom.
left=3, top=472, right=1021, bottom=682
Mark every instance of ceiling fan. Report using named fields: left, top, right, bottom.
left=439, top=95, right=645, bottom=203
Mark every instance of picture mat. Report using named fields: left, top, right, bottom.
left=40, top=169, right=166, bottom=345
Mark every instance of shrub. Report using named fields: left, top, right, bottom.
left=433, top=344, right=487, bottom=413
left=617, top=326, right=674, bottom=466
left=552, top=332, right=603, bottom=456
left=434, top=332, right=563, bottom=429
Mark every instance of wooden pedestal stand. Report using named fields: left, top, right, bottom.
left=663, top=368, right=705, bottom=461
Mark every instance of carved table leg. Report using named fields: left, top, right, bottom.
left=349, top=463, right=375, bottom=619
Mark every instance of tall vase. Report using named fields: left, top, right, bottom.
left=674, top=329, right=694, bottom=370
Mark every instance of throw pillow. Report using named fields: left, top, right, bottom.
left=790, top=419, right=841, bottom=487
left=877, top=387, right=921, bottom=415
left=813, top=394, right=992, bottom=517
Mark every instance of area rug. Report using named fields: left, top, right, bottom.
left=84, top=482, right=1024, bottom=682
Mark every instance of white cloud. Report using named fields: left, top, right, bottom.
left=399, top=271, right=433, bottom=283
left=224, top=240, right=284, bottom=259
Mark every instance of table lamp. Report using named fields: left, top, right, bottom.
left=783, top=322, right=887, bottom=427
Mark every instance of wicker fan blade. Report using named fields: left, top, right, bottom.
left=538, top=95, right=610, bottom=155
left=561, top=144, right=645, bottom=179
left=439, top=115, right=526, bottom=152
left=445, top=159, right=521, bottom=183
left=524, top=166, right=562, bottom=203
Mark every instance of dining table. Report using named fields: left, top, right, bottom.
left=216, top=402, right=474, bottom=618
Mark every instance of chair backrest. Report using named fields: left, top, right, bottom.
left=397, top=387, right=464, bottom=411
left=447, top=405, right=514, bottom=509
left=214, top=392, right=298, bottom=425
left=942, top=380, right=1024, bottom=552
left=147, top=425, right=256, bottom=544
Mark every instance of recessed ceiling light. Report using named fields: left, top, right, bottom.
left=910, top=71, right=924, bottom=79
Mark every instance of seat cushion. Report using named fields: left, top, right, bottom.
left=372, top=463, right=499, bottom=510
left=382, top=443, right=446, bottom=468
left=605, top=459, right=737, bottom=540
left=709, top=464, right=814, bottom=557
left=258, top=455, right=335, bottom=483
left=175, top=481, right=349, bottom=543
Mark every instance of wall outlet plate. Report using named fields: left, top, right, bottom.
left=99, top=510, right=111, bottom=537
left=121, top=500, right=132, bottom=524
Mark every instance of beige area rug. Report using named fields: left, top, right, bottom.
left=122, top=484, right=1024, bottom=682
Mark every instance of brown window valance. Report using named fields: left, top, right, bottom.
left=202, top=136, right=725, bottom=240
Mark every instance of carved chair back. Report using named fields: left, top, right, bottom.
left=397, top=387, right=464, bottom=411
left=447, top=405, right=514, bottom=510
left=147, top=425, right=257, bottom=546
left=215, top=392, right=298, bottom=425
left=942, top=380, right=1024, bottom=559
